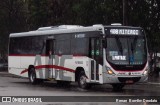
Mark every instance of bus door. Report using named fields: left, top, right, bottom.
left=90, top=38, right=100, bottom=81
left=46, top=39, right=55, bottom=79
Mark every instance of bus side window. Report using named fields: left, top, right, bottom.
left=56, top=39, right=71, bottom=55
left=71, top=38, right=88, bottom=56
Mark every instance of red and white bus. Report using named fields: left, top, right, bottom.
left=8, top=24, right=148, bottom=90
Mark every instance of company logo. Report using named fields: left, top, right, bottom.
left=1, top=97, right=42, bottom=103
left=2, top=97, right=11, bottom=102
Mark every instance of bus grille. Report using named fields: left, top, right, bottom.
left=118, top=77, right=141, bottom=83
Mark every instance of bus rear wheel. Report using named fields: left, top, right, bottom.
left=112, top=84, right=125, bottom=91
left=78, top=71, right=92, bottom=89
left=28, top=68, right=43, bottom=84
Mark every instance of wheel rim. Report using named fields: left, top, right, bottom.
left=80, top=75, right=87, bottom=86
left=30, top=72, right=35, bottom=82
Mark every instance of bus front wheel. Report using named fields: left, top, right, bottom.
left=78, top=71, right=92, bottom=89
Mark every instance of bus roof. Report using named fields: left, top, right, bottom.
left=10, top=25, right=103, bottom=37
left=10, top=25, right=143, bottom=37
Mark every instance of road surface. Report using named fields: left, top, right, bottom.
left=0, top=72, right=160, bottom=105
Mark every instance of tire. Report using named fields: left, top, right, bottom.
left=112, top=84, right=125, bottom=91
left=78, top=71, right=92, bottom=89
left=28, top=68, right=43, bottom=84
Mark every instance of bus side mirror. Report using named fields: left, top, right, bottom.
left=102, top=40, right=107, bottom=48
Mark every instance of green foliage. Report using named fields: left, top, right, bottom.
left=72, top=0, right=123, bottom=25
left=27, top=0, right=48, bottom=29
left=0, top=0, right=160, bottom=61
left=0, top=0, right=27, bottom=61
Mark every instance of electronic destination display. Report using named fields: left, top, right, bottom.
left=110, top=29, right=139, bottom=35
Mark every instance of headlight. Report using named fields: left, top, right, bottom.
left=108, top=70, right=114, bottom=75
left=143, top=68, right=149, bottom=75
left=106, top=67, right=115, bottom=75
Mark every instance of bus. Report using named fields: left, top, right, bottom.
left=8, top=24, right=148, bottom=90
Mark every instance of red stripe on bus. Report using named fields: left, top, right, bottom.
left=9, top=54, right=47, bottom=56
left=35, top=65, right=75, bottom=73
left=113, top=63, right=147, bottom=72
left=20, top=65, right=75, bottom=74
left=20, top=69, right=28, bottom=74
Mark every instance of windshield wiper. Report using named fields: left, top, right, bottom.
left=115, top=37, right=123, bottom=55
left=131, top=37, right=137, bottom=54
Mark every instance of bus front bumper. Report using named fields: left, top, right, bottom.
left=102, top=74, right=148, bottom=84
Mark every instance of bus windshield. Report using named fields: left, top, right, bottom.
left=106, top=36, right=147, bottom=65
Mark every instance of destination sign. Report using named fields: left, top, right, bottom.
left=110, top=29, right=139, bottom=35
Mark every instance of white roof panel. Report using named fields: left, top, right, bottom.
left=10, top=26, right=102, bottom=37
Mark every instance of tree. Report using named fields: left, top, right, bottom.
left=0, top=0, right=160, bottom=62
left=0, top=0, right=28, bottom=61
left=72, top=0, right=123, bottom=25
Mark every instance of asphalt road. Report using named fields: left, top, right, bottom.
left=0, top=72, right=160, bottom=105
